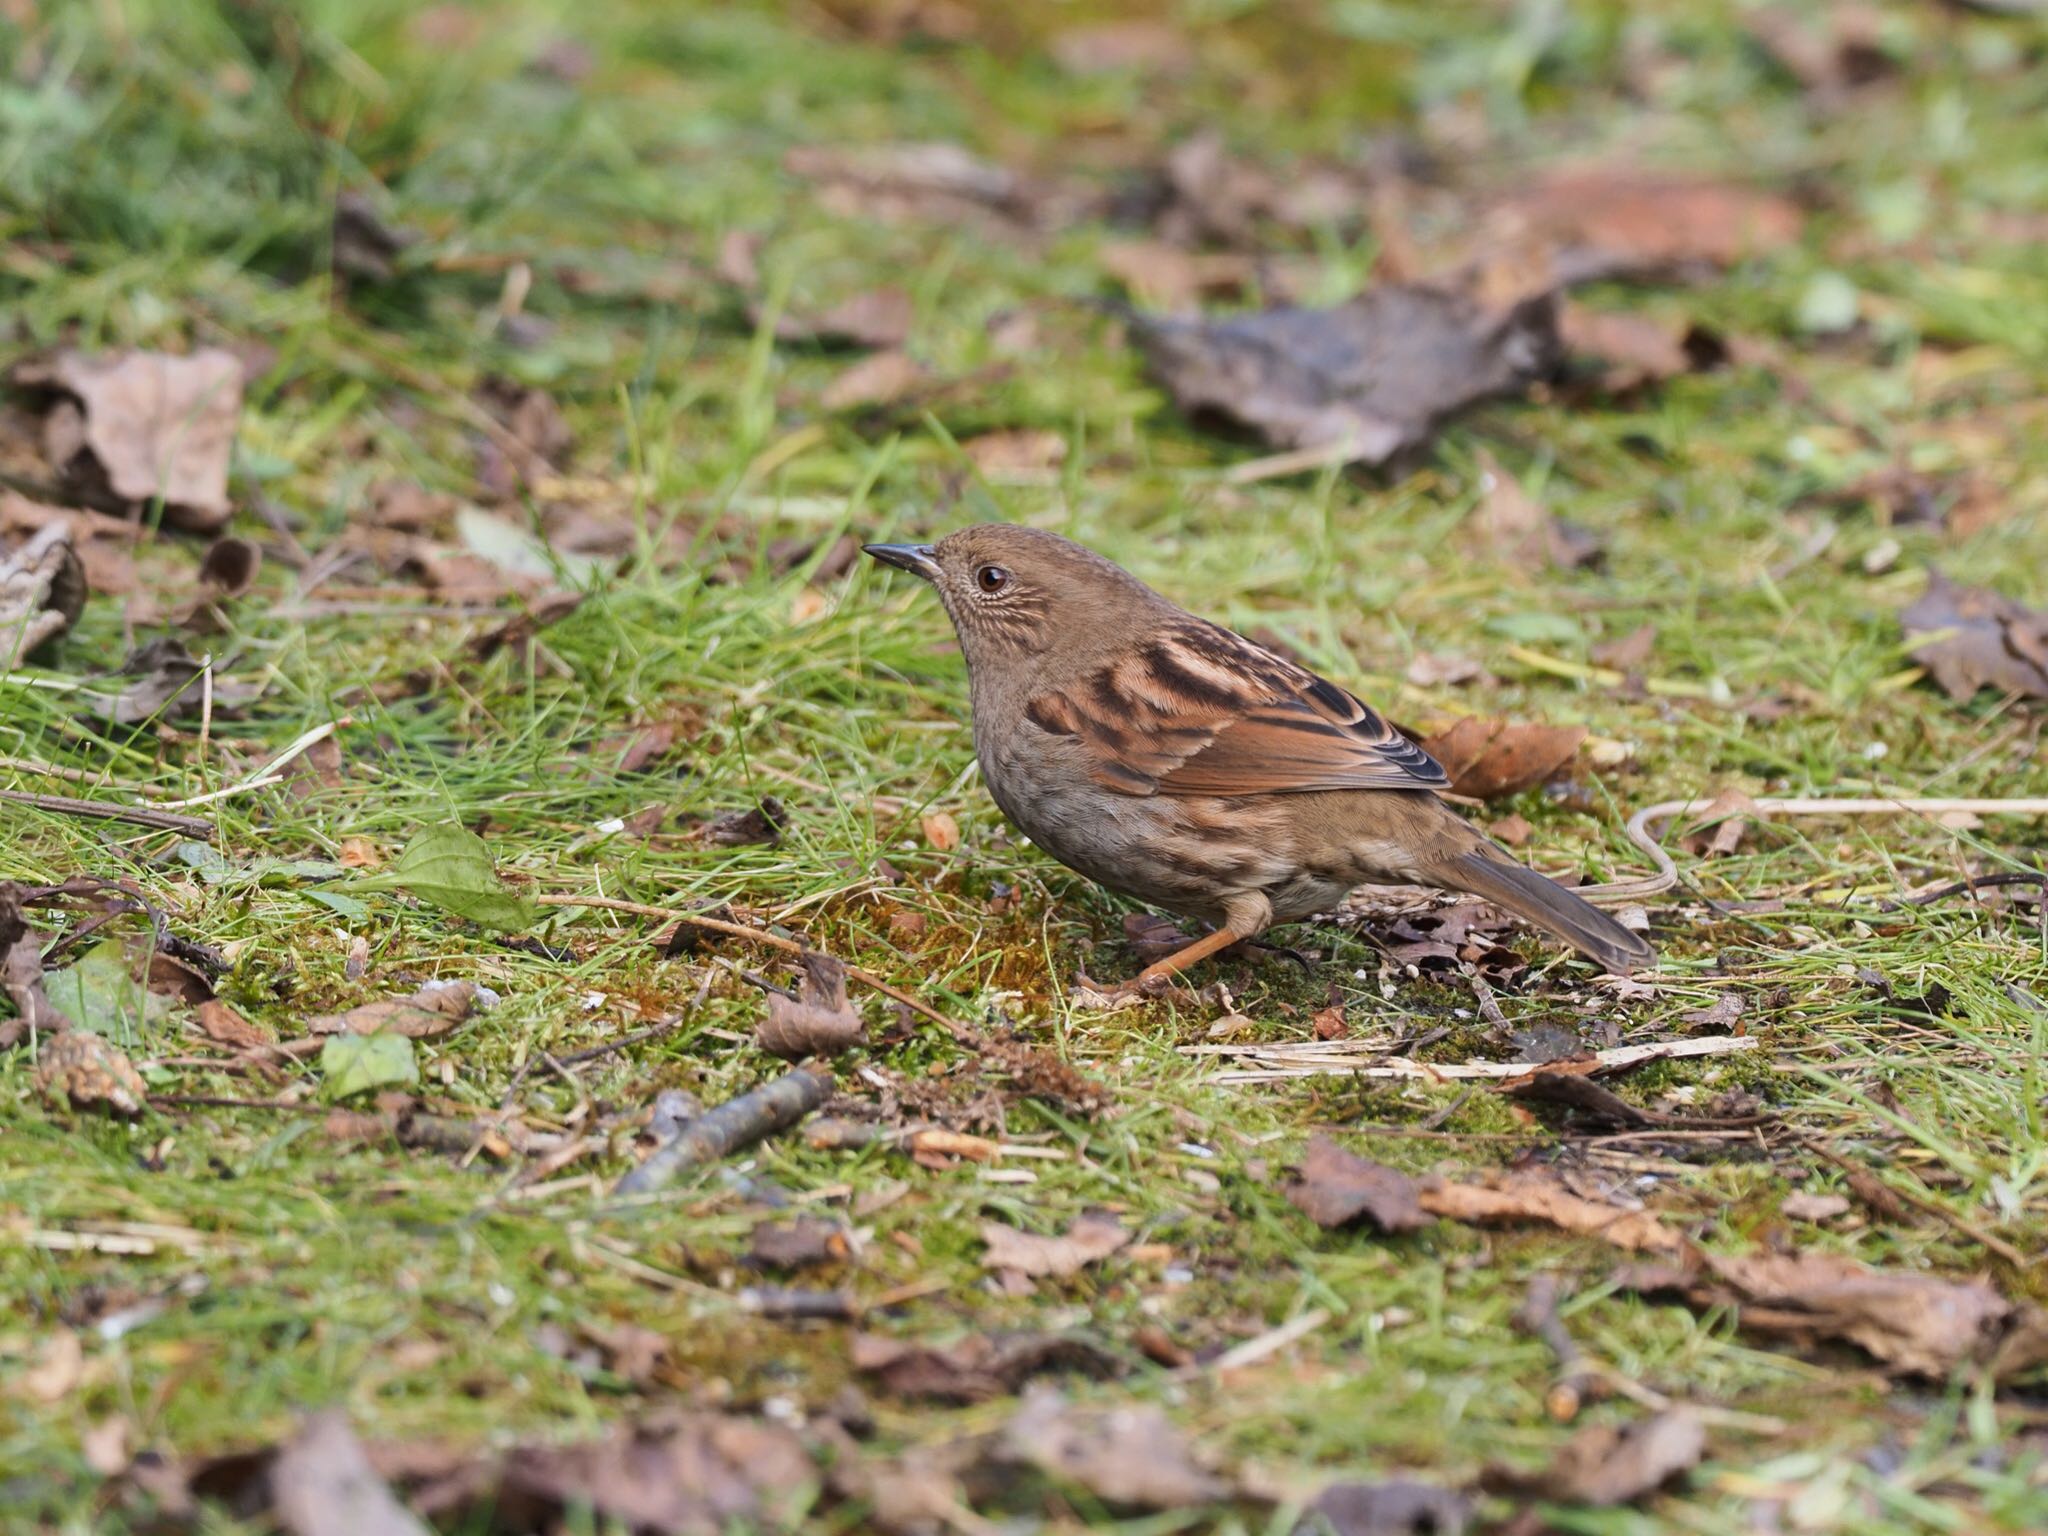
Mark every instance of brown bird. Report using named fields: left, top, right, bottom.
left=865, top=525, right=1654, bottom=992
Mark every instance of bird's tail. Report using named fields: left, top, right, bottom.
left=1434, top=846, right=1655, bottom=975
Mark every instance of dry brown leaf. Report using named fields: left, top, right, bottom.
left=1679, top=787, right=1758, bottom=858
left=1098, top=240, right=1255, bottom=313
left=0, top=521, right=85, bottom=664
left=1485, top=1409, right=1704, bottom=1506
left=0, top=883, right=72, bottom=1047
left=491, top=1410, right=815, bottom=1534
left=1699, top=1250, right=2013, bottom=1377
left=35, top=1029, right=148, bottom=1117
left=1592, top=622, right=1658, bottom=672
left=1781, top=1191, right=1852, bottom=1223
left=756, top=950, right=865, bottom=1059
left=1488, top=813, right=1534, bottom=848
left=767, top=288, right=915, bottom=350
left=1404, top=651, right=1488, bottom=688
left=1746, top=4, right=1894, bottom=95
left=1303, top=1480, right=1472, bottom=1535
left=1420, top=1172, right=1684, bottom=1254
left=820, top=350, right=927, bottom=411
left=1483, top=170, right=1804, bottom=293
left=270, top=1409, right=430, bottom=1536
left=17, top=1328, right=85, bottom=1403
left=963, top=428, right=1068, bottom=475
left=1418, top=716, right=1587, bottom=801
left=1902, top=567, right=2048, bottom=704
left=692, top=798, right=788, bottom=847
left=0, top=491, right=141, bottom=597
left=306, top=981, right=477, bottom=1041
left=980, top=1214, right=1130, bottom=1278
left=1469, top=449, right=1605, bottom=571
left=1284, top=1137, right=1430, bottom=1233
left=196, top=999, right=273, bottom=1050
left=1002, top=1386, right=1228, bottom=1512
left=1310, top=1003, right=1349, bottom=1040
left=1132, top=287, right=1561, bottom=466
left=919, top=811, right=959, bottom=851
left=1561, top=303, right=1727, bottom=393
left=749, top=1216, right=852, bottom=1271
left=850, top=1331, right=1119, bottom=1404
left=12, top=349, right=242, bottom=531
left=1048, top=20, right=1194, bottom=76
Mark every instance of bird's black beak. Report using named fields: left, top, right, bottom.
left=863, top=542, right=941, bottom=582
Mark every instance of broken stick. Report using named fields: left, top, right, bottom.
left=615, top=1064, right=831, bottom=1195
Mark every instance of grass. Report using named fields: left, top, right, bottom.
left=4, top=0, right=2048, bottom=1530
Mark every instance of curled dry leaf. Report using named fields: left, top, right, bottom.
left=919, top=811, right=959, bottom=851
left=1131, top=286, right=1561, bottom=467
left=196, top=998, right=273, bottom=1050
left=1418, top=1172, right=1684, bottom=1255
left=1284, top=1136, right=1430, bottom=1234
left=307, top=980, right=479, bottom=1041
left=1, top=491, right=141, bottom=597
left=1663, top=1249, right=2025, bottom=1378
left=850, top=1331, right=1119, bottom=1404
left=1002, top=1386, right=1229, bottom=1513
left=0, top=520, right=87, bottom=664
left=1418, top=716, right=1587, bottom=800
left=1485, top=1409, right=1705, bottom=1507
left=1678, top=787, right=1758, bottom=859
left=1902, top=567, right=2048, bottom=704
left=1, top=882, right=72, bottom=1047
left=78, top=637, right=263, bottom=726
left=11, top=348, right=243, bottom=531
left=693, top=798, right=788, bottom=847
left=980, top=1213, right=1130, bottom=1279
left=35, top=1029, right=148, bottom=1117
left=756, top=950, right=865, bottom=1059
left=1561, top=303, right=1728, bottom=394
left=197, top=536, right=261, bottom=597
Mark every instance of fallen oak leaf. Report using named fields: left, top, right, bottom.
left=979, top=1213, right=1130, bottom=1279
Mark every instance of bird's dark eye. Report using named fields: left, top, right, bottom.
left=975, top=564, right=1010, bottom=594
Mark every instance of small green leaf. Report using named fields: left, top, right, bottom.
left=43, top=940, right=171, bottom=1043
left=354, top=823, right=536, bottom=932
left=301, top=889, right=370, bottom=919
left=320, top=1033, right=418, bottom=1099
